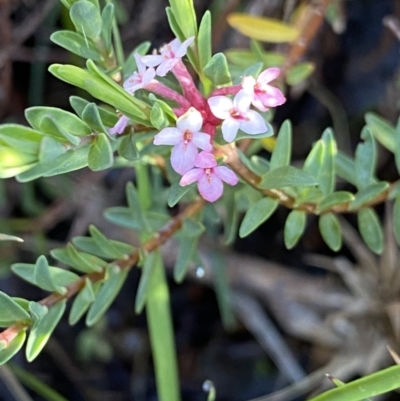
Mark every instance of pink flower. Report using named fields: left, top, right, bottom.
left=109, top=115, right=130, bottom=135
left=241, top=68, right=286, bottom=112
left=123, top=53, right=156, bottom=94
left=180, top=152, right=238, bottom=202
left=207, top=90, right=268, bottom=143
left=141, top=37, right=195, bottom=77
left=153, top=107, right=212, bottom=175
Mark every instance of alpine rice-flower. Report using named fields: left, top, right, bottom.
left=180, top=151, right=238, bottom=202
left=241, top=68, right=286, bottom=112
left=153, top=107, right=212, bottom=175
left=141, top=37, right=195, bottom=77
left=208, top=90, right=268, bottom=142
left=123, top=53, right=156, bottom=94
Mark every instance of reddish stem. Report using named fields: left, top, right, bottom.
left=210, top=84, right=242, bottom=97
left=144, top=80, right=191, bottom=109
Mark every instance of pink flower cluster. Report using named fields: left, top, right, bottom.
left=110, top=37, right=286, bottom=202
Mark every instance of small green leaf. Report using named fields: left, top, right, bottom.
left=17, top=145, right=90, bottom=182
left=150, top=103, right=168, bottom=130
left=26, top=300, right=66, bottom=362
left=135, top=251, right=158, bottom=313
left=0, top=292, right=31, bottom=326
left=82, top=103, right=111, bottom=137
left=0, top=331, right=26, bottom=365
left=335, top=151, right=357, bottom=186
left=270, top=120, right=292, bottom=169
left=34, top=256, right=66, bottom=294
left=72, top=236, right=134, bottom=259
left=51, top=30, right=102, bottom=61
left=40, top=116, right=81, bottom=146
left=101, top=3, right=114, bottom=52
left=69, top=0, right=102, bottom=40
left=197, top=11, right=212, bottom=70
left=358, top=208, right=383, bottom=254
left=317, top=191, right=355, bottom=213
left=355, top=127, right=376, bottom=189
left=284, top=210, right=306, bottom=249
left=365, top=112, right=395, bottom=152
left=168, top=0, right=197, bottom=39
left=39, top=137, right=65, bottom=163
left=125, top=182, right=151, bottom=232
left=319, top=213, right=342, bottom=251
left=235, top=123, right=273, bottom=141
left=181, top=218, right=205, bottom=238
left=88, top=133, right=113, bottom=171
left=239, top=197, right=279, bottom=237
left=259, top=166, right=317, bottom=189
left=174, top=236, right=198, bottom=283
left=286, top=62, right=315, bottom=85
left=12, top=262, right=79, bottom=288
left=69, top=278, right=96, bottom=325
left=350, top=182, right=389, bottom=210
left=25, top=107, right=92, bottom=138
left=51, top=245, right=104, bottom=273
left=167, top=181, right=196, bottom=207
left=118, top=133, right=140, bottom=161
left=203, top=53, right=232, bottom=87
left=319, top=129, right=336, bottom=196
left=86, top=265, right=128, bottom=326
left=0, top=124, right=43, bottom=153
left=304, top=140, right=324, bottom=179
left=89, top=225, right=127, bottom=258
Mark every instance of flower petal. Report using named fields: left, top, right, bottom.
left=177, top=107, right=203, bottom=132
left=109, top=115, right=129, bottom=135
left=141, top=54, right=164, bottom=67
left=153, top=127, right=182, bottom=145
left=207, top=96, right=232, bottom=120
left=241, top=75, right=256, bottom=92
left=257, top=87, right=286, bottom=107
left=134, top=53, right=146, bottom=74
left=251, top=96, right=268, bottom=112
left=214, top=166, right=238, bottom=185
left=234, top=89, right=252, bottom=114
left=198, top=174, right=223, bottom=202
left=257, top=68, right=280, bottom=85
left=166, top=38, right=181, bottom=54
left=142, top=67, right=156, bottom=86
left=156, top=59, right=177, bottom=76
left=192, top=132, right=212, bottom=151
left=180, top=168, right=204, bottom=186
left=175, top=36, right=195, bottom=58
left=221, top=118, right=240, bottom=142
left=171, top=141, right=198, bottom=175
left=195, top=151, right=217, bottom=168
left=123, top=73, right=140, bottom=93
left=239, top=110, right=268, bottom=135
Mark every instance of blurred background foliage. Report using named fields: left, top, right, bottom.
left=1, top=0, right=400, bottom=400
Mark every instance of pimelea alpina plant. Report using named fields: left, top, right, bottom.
left=1, top=0, right=400, bottom=400
left=112, top=38, right=285, bottom=200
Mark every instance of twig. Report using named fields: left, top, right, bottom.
left=0, top=198, right=205, bottom=341
left=281, top=0, right=334, bottom=77
left=221, top=144, right=398, bottom=214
